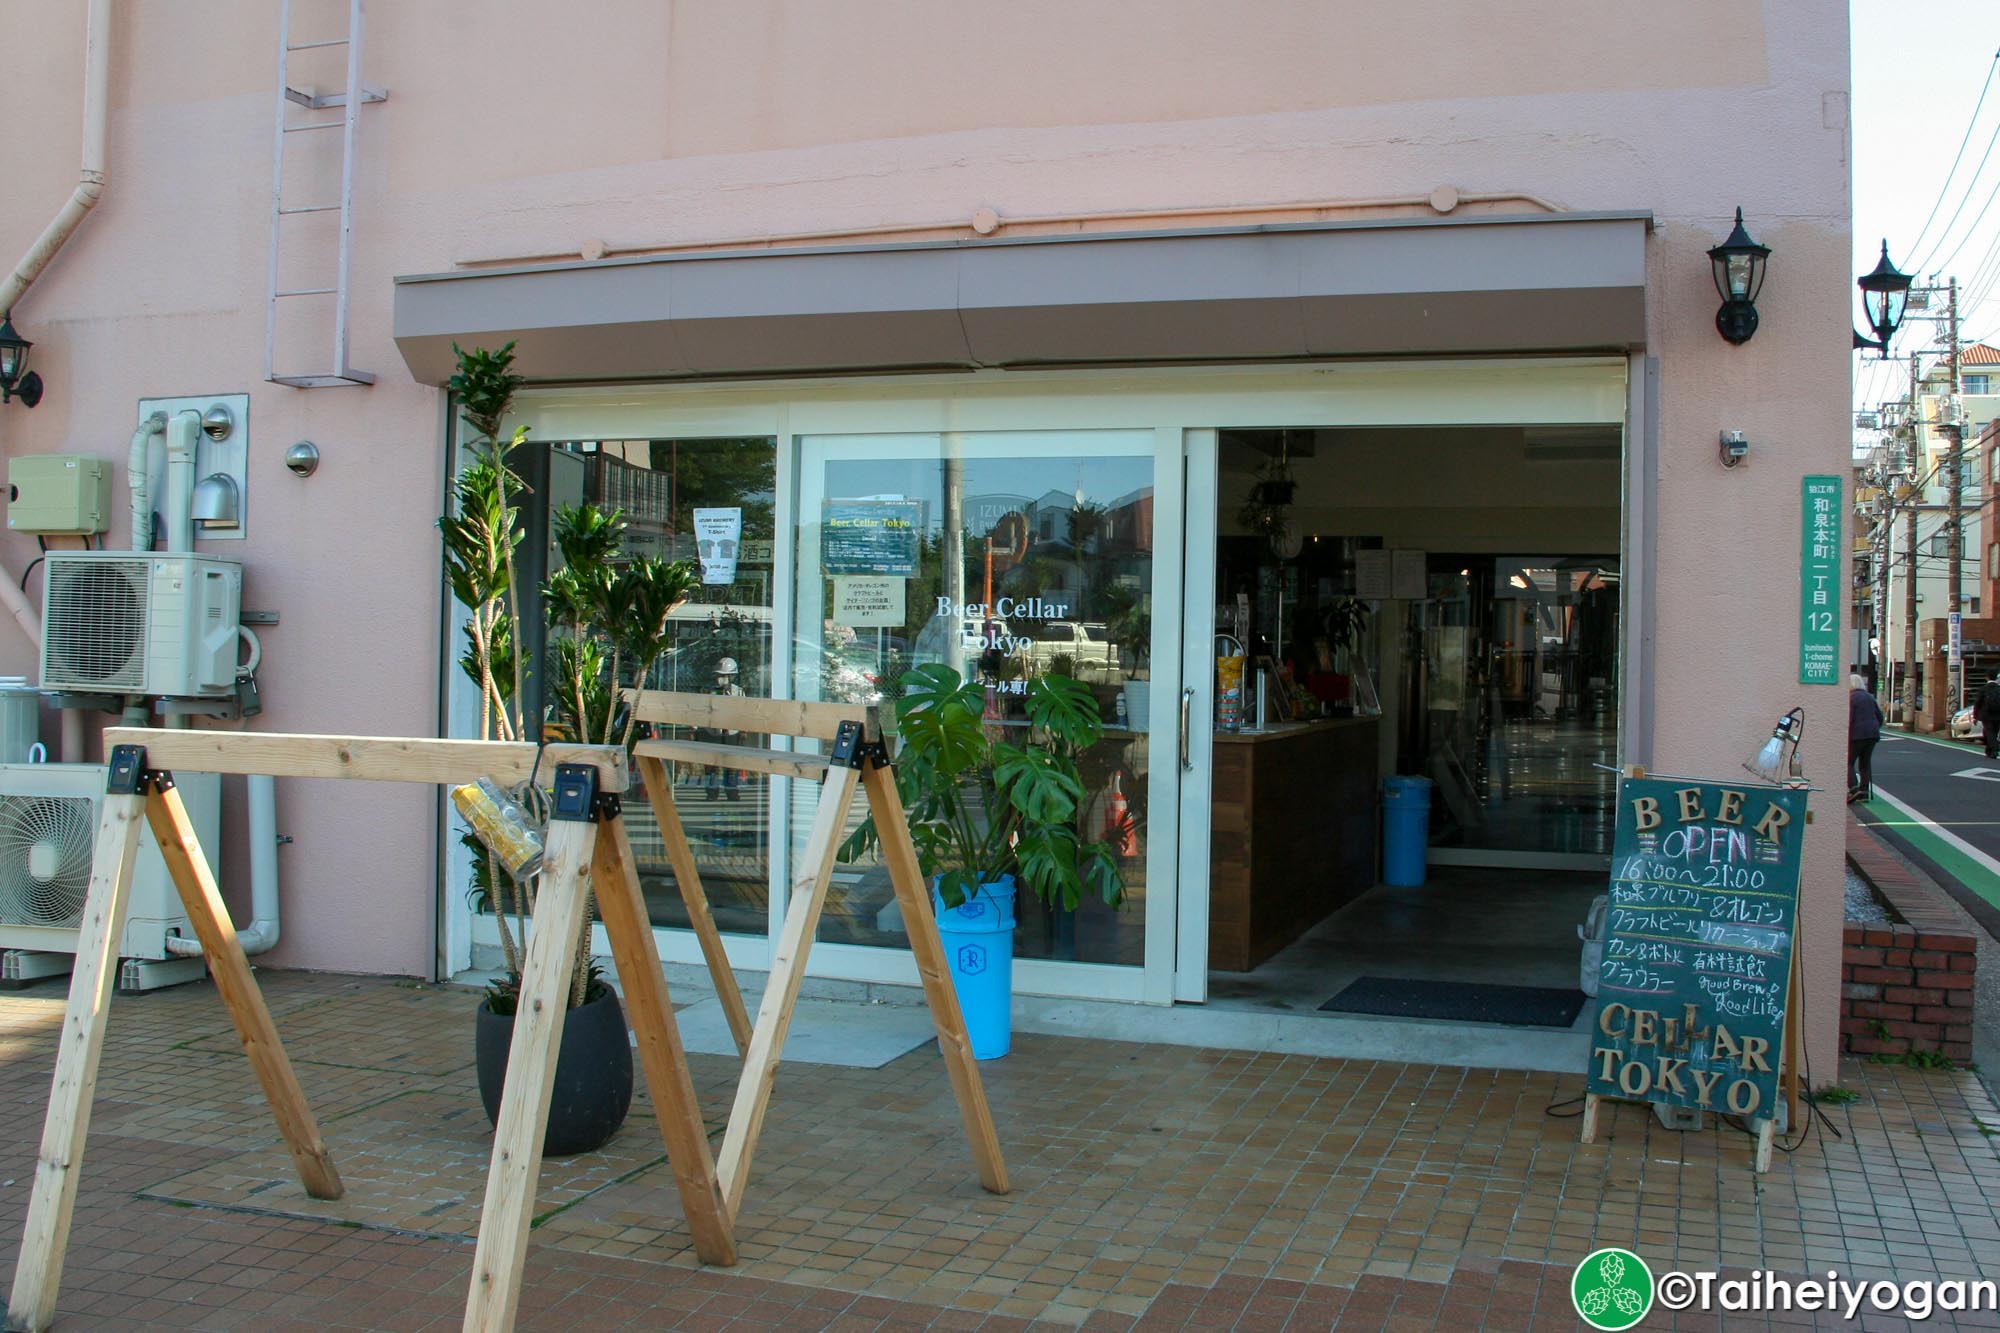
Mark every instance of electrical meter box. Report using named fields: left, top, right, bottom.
left=8, top=456, right=111, bottom=536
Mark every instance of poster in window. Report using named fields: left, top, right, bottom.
left=822, top=499, right=922, bottom=576
left=693, top=507, right=742, bottom=585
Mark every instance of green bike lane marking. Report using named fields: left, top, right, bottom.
left=1860, top=786, right=2000, bottom=916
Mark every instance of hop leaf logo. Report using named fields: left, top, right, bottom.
left=1570, top=1248, right=1654, bottom=1331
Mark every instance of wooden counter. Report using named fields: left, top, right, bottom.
left=1208, top=718, right=1379, bottom=972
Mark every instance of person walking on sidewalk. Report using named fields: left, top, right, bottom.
left=1849, top=674, right=1883, bottom=803
left=1978, top=675, right=2000, bottom=760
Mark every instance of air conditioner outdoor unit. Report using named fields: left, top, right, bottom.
left=0, top=763, right=220, bottom=961
left=39, top=552, right=243, bottom=699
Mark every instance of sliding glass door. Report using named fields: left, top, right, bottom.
left=792, top=430, right=1182, bottom=1001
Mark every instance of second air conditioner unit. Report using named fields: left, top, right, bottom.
left=0, top=762, right=221, bottom=962
left=39, top=552, right=243, bottom=699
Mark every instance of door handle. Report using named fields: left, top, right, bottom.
left=1180, top=687, right=1195, bottom=771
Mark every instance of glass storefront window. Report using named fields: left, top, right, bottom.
left=522, top=438, right=779, bottom=934
left=795, top=433, right=1156, bottom=966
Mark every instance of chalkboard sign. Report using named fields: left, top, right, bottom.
left=822, top=500, right=922, bottom=576
left=1584, top=776, right=1807, bottom=1123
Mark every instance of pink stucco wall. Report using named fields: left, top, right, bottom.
left=0, top=3, right=1851, bottom=1065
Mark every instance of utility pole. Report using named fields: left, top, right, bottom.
left=1947, top=278, right=1966, bottom=715
left=1905, top=352, right=1921, bottom=730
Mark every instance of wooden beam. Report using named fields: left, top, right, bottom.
left=100, top=729, right=628, bottom=792
left=624, top=689, right=872, bottom=741
left=143, top=785, right=343, bottom=1201
left=636, top=755, right=751, bottom=1055
left=861, top=762, right=1009, bottom=1195
left=462, top=817, right=599, bottom=1333
left=6, top=794, right=146, bottom=1333
left=715, top=762, right=862, bottom=1215
left=1578, top=1093, right=1600, bottom=1145
left=1753, top=1117, right=1775, bottom=1174
left=633, top=738, right=831, bottom=783
left=590, top=811, right=737, bottom=1264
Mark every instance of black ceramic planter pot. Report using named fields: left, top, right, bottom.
left=475, top=986, right=634, bottom=1156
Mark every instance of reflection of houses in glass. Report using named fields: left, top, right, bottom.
left=585, top=445, right=673, bottom=532
left=963, top=485, right=1155, bottom=683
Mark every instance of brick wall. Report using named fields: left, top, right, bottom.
left=1840, top=924, right=1977, bottom=1060
left=1843, top=812, right=1981, bottom=1061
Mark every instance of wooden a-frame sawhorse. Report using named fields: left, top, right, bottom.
left=622, top=689, right=1008, bottom=1223
left=5, top=710, right=1006, bottom=1333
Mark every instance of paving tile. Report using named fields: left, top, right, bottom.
left=0, top=972, right=1996, bottom=1330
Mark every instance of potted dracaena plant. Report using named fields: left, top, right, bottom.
left=840, top=664, right=1126, bottom=1059
left=440, top=341, right=698, bottom=1154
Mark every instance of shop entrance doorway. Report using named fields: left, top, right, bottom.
left=1191, top=423, right=1624, bottom=1028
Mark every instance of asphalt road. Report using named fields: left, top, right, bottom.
left=1863, top=732, right=2000, bottom=1093
left=1863, top=731, right=2000, bottom=932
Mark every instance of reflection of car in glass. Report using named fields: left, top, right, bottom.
left=1950, top=704, right=1977, bottom=740
left=1022, top=621, right=1116, bottom=676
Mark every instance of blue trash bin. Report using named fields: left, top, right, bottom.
left=932, top=875, right=1016, bottom=1059
left=1381, top=775, right=1433, bottom=887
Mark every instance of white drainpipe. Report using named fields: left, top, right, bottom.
left=154, top=403, right=281, bottom=957
left=164, top=774, right=281, bottom=958
left=0, top=556, right=42, bottom=648
left=0, top=0, right=113, bottom=317
left=163, top=410, right=198, bottom=554
left=0, top=0, right=113, bottom=649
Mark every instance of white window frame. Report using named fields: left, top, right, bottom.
left=454, top=358, right=1632, bottom=1003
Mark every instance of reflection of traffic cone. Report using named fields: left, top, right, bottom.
left=1102, top=771, right=1137, bottom=857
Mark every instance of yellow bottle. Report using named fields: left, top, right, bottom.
left=450, top=777, right=545, bottom=879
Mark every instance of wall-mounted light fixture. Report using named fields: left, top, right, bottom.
left=1743, top=707, right=1805, bottom=785
left=1853, top=240, right=1913, bottom=354
left=1707, top=208, right=1770, bottom=345
left=0, top=313, right=43, bottom=408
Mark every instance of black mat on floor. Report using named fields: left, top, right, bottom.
left=1318, top=976, right=1587, bottom=1027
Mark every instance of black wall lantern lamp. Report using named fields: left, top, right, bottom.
left=1707, top=208, right=1771, bottom=345
left=1853, top=240, right=1913, bottom=354
left=0, top=313, right=43, bottom=408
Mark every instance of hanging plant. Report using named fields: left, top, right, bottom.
left=1237, top=434, right=1300, bottom=558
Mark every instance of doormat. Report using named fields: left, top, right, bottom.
left=1318, top=976, right=1587, bottom=1028
left=673, top=996, right=938, bottom=1068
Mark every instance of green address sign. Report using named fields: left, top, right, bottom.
left=1799, top=475, right=1841, bottom=685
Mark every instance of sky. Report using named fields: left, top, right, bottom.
left=1852, top=0, right=2000, bottom=417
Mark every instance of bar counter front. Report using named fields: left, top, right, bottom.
left=1207, top=716, right=1379, bottom=972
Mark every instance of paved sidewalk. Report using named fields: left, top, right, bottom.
left=0, top=972, right=1996, bottom=1329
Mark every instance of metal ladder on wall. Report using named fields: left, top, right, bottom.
left=266, top=0, right=387, bottom=388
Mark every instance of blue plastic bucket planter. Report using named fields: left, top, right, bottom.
left=1381, top=775, right=1433, bottom=887
left=932, top=875, right=1016, bottom=1059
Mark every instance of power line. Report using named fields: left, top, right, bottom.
left=1930, top=168, right=2000, bottom=277
left=1909, top=49, right=2000, bottom=267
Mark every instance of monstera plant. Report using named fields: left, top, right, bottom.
left=843, top=664, right=1125, bottom=911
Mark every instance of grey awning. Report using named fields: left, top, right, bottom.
left=392, top=213, right=1650, bottom=385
